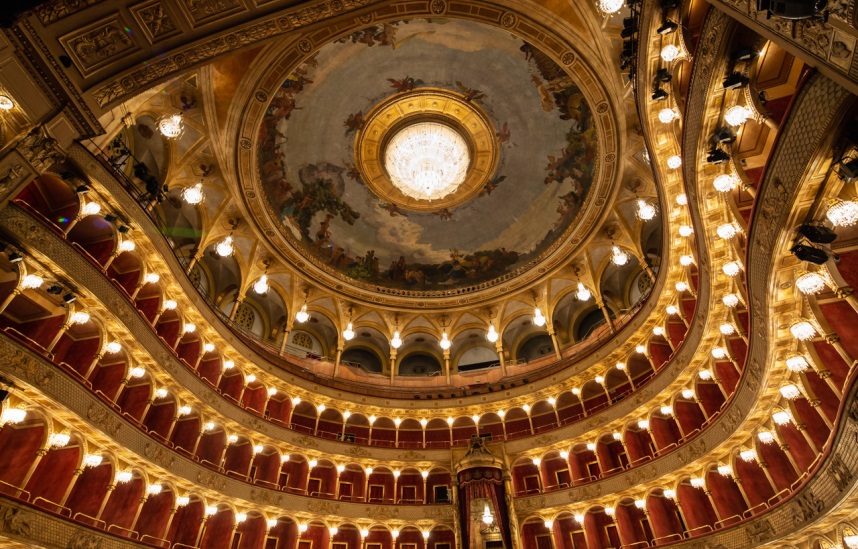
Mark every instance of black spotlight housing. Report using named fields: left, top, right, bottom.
left=798, top=224, right=838, bottom=244
left=74, top=185, right=90, bottom=194
left=62, top=293, right=77, bottom=304
left=656, top=68, right=672, bottom=82
left=118, top=225, right=130, bottom=234
left=715, top=127, right=737, bottom=144
left=732, top=47, right=756, bottom=61
left=723, top=72, right=750, bottom=90
left=7, top=252, right=23, bottom=263
left=791, top=244, right=829, bottom=265
left=707, top=149, right=731, bottom=164
left=657, top=20, right=678, bottom=34
left=46, top=285, right=63, bottom=295
left=651, top=89, right=669, bottom=101
left=839, top=158, right=858, bottom=183
left=104, top=214, right=118, bottom=223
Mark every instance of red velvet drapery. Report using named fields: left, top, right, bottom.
left=458, top=468, right=511, bottom=549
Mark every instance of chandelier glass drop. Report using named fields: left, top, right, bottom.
left=795, top=271, right=826, bottom=295
left=724, top=105, right=752, bottom=127
left=384, top=122, right=470, bottom=201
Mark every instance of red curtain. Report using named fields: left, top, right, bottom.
left=458, top=468, right=511, bottom=549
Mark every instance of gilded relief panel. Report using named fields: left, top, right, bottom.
left=59, top=15, right=139, bottom=76
left=177, top=0, right=248, bottom=27
left=130, top=0, right=182, bottom=44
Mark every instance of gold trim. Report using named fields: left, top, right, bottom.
left=354, top=88, right=499, bottom=212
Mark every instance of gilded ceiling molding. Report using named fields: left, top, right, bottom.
left=230, top=0, right=626, bottom=309
left=0, top=337, right=457, bottom=526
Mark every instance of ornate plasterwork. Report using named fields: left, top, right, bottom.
left=235, top=0, right=622, bottom=308
left=59, top=15, right=139, bottom=76
left=90, top=0, right=378, bottom=108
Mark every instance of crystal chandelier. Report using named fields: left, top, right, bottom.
left=716, top=223, right=738, bottom=239
left=216, top=235, right=234, bottom=257
left=636, top=199, right=657, bottom=220
left=789, top=320, right=816, bottom=341
left=21, top=274, right=43, bottom=289
left=713, top=174, right=738, bottom=193
left=724, top=105, right=752, bottom=127
left=439, top=332, right=451, bottom=350
left=390, top=330, right=402, bottom=349
left=533, top=307, right=546, bottom=327
left=658, top=108, right=678, bottom=124
left=795, top=271, right=826, bottom=295
left=384, top=122, right=470, bottom=201
left=576, top=283, right=591, bottom=301
left=598, top=0, right=624, bottom=13
left=779, top=384, right=801, bottom=400
left=660, top=45, right=680, bottom=62
left=0, top=95, right=14, bottom=110
left=182, top=182, right=205, bottom=205
left=158, top=113, right=185, bottom=139
left=611, top=245, right=629, bottom=266
left=253, top=274, right=269, bottom=294
left=70, top=311, right=90, bottom=325
left=486, top=324, right=499, bottom=343
left=740, top=449, right=757, bottom=462
left=295, top=304, right=309, bottom=323
left=785, top=355, right=809, bottom=372
left=667, top=155, right=682, bottom=169
left=826, top=198, right=858, bottom=227
left=722, top=293, right=739, bottom=308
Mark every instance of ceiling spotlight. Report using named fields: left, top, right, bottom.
left=825, top=198, right=858, bottom=227
left=118, top=225, right=130, bottom=234
left=62, top=293, right=77, bottom=304
left=75, top=185, right=91, bottom=194
left=732, top=47, right=756, bottom=61
left=46, top=285, right=62, bottom=295
left=651, top=88, right=669, bottom=101
left=215, top=235, right=234, bottom=257
left=797, top=224, right=837, bottom=244
left=838, top=159, right=858, bottom=183
left=611, top=246, right=630, bottom=266
left=157, top=113, right=185, bottom=139
left=660, top=45, right=680, bottom=62
left=791, top=243, right=828, bottom=265
left=723, top=72, right=750, bottom=90
left=295, top=304, right=309, bottom=323
left=715, top=126, right=736, bottom=143
left=7, top=252, right=23, bottom=263
left=706, top=148, right=731, bottom=165
left=724, top=105, right=752, bottom=126
left=657, top=20, right=678, bottom=34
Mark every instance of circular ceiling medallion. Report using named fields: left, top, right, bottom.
left=355, top=88, right=497, bottom=212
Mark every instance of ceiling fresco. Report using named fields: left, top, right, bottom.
left=257, top=18, right=599, bottom=290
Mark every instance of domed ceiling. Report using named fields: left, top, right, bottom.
left=256, top=18, right=601, bottom=292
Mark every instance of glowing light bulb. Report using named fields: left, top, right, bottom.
left=182, top=182, right=205, bottom=205
left=21, top=274, right=43, bottom=289
left=295, top=304, right=309, bottom=323
left=661, top=45, right=680, bottom=62
left=533, top=307, right=546, bottom=327
left=253, top=274, right=269, bottom=295
left=215, top=236, right=234, bottom=257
